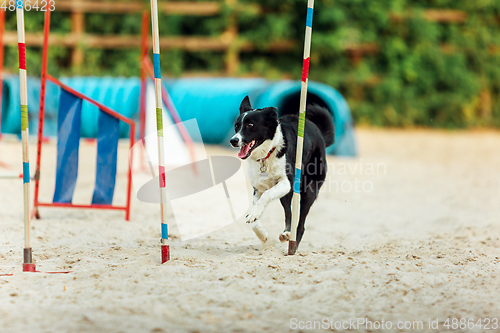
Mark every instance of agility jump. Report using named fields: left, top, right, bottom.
left=139, top=11, right=196, bottom=174
left=31, top=10, right=136, bottom=221
left=0, top=10, right=4, bottom=141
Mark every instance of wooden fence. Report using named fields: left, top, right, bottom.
left=1, top=2, right=477, bottom=76
left=2, top=0, right=292, bottom=75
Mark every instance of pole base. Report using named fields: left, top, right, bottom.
left=22, top=263, right=37, bottom=272
left=288, top=241, right=297, bottom=255
left=161, top=245, right=170, bottom=263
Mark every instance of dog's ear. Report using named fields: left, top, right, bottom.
left=262, top=107, right=278, bottom=121
left=239, top=96, right=252, bottom=114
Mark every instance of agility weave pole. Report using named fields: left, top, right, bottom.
left=16, top=0, right=36, bottom=272
left=0, top=10, right=10, bottom=170
left=289, top=0, right=314, bottom=256
left=0, top=173, right=22, bottom=179
left=142, top=56, right=197, bottom=170
left=149, top=0, right=170, bottom=263
left=139, top=14, right=197, bottom=174
left=0, top=10, right=22, bottom=177
left=0, top=10, right=4, bottom=139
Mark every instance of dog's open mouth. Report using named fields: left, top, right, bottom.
left=238, top=140, right=257, bottom=159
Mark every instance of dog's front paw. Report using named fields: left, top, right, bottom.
left=246, top=204, right=264, bottom=223
left=251, top=221, right=268, bottom=243
left=279, top=231, right=290, bottom=242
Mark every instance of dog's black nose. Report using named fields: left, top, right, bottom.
left=230, top=138, right=239, bottom=147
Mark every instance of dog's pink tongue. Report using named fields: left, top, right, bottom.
left=238, top=143, right=250, bottom=159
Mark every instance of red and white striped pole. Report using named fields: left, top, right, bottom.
left=149, top=0, right=170, bottom=263
left=17, top=0, right=35, bottom=271
left=289, top=0, right=314, bottom=255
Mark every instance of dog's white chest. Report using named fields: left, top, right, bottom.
left=247, top=156, right=286, bottom=193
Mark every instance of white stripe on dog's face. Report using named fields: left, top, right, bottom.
left=230, top=112, right=250, bottom=147
left=241, top=112, right=248, bottom=123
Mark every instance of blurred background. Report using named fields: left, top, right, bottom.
left=2, top=0, right=500, bottom=132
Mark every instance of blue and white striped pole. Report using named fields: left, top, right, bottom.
left=17, top=0, right=35, bottom=271
left=289, top=0, right=314, bottom=255
left=149, top=0, right=170, bottom=263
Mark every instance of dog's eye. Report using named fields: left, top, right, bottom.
left=235, top=124, right=239, bottom=131
left=247, top=123, right=253, bottom=128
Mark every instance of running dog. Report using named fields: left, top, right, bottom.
left=230, top=96, right=334, bottom=250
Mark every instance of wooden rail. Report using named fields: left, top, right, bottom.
left=343, top=43, right=379, bottom=66
left=390, top=9, right=468, bottom=23
left=0, top=3, right=478, bottom=75
left=2, top=0, right=264, bottom=75
left=423, top=9, right=468, bottom=23
left=2, top=32, right=294, bottom=51
left=53, top=1, right=261, bottom=15
left=55, top=1, right=222, bottom=15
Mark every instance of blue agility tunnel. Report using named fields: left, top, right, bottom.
left=1, top=76, right=357, bottom=156
left=0, top=75, right=139, bottom=138
left=165, top=78, right=357, bottom=156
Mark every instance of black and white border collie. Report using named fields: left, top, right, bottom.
left=230, top=96, right=334, bottom=251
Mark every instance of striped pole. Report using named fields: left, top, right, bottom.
left=0, top=10, right=5, bottom=139
left=0, top=173, right=22, bottom=179
left=139, top=11, right=148, bottom=145
left=17, top=0, right=35, bottom=271
left=0, top=10, right=8, bottom=170
left=289, top=0, right=314, bottom=256
left=149, top=1, right=170, bottom=263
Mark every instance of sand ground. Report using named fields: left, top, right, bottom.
left=1, top=128, right=499, bottom=333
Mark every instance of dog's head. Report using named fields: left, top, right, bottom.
left=230, top=96, right=278, bottom=159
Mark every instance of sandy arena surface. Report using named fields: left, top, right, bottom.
left=1, top=128, right=500, bottom=333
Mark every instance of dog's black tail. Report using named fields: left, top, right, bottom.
left=306, top=104, right=335, bottom=147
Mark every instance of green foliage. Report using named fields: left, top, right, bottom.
left=3, top=0, right=500, bottom=127
left=243, top=0, right=500, bottom=128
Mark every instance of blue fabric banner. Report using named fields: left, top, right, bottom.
left=53, top=90, right=82, bottom=203
left=91, top=109, right=120, bottom=205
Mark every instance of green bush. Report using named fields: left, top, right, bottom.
left=3, top=0, right=500, bottom=128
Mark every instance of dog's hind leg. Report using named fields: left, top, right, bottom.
left=295, top=152, right=327, bottom=248
left=296, top=178, right=322, bottom=248
left=279, top=193, right=292, bottom=242
left=296, top=193, right=314, bottom=246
